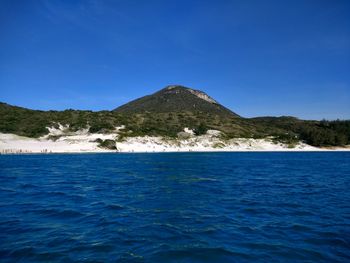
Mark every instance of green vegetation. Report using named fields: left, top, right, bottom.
left=114, top=85, right=240, bottom=118
left=194, top=123, right=208, bottom=136
left=1, top=85, right=349, bottom=148
left=94, top=138, right=117, bottom=150
left=213, top=142, right=226, bottom=148
left=250, top=117, right=350, bottom=147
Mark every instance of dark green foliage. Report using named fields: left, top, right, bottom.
left=89, top=121, right=115, bottom=133
left=251, top=117, right=350, bottom=147
left=94, top=138, right=103, bottom=144
left=194, top=123, right=208, bottom=136
left=298, top=122, right=349, bottom=146
left=0, top=103, right=51, bottom=137
left=95, top=138, right=117, bottom=150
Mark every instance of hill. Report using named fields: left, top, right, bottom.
left=114, top=85, right=239, bottom=118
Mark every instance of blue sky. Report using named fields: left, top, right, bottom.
left=0, top=0, right=349, bottom=119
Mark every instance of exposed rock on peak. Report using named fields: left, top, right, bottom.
left=187, top=89, right=217, bottom=104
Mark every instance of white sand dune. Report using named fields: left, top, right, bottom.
left=1, top=125, right=348, bottom=154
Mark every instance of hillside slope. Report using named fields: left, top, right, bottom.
left=114, top=85, right=239, bottom=118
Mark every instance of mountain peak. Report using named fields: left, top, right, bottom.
left=158, top=85, right=218, bottom=104
left=114, top=85, right=239, bottom=117
left=156, top=85, right=218, bottom=104
left=164, top=84, right=186, bottom=90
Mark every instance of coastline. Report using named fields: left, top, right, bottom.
left=2, top=150, right=350, bottom=155
left=1, top=132, right=349, bottom=154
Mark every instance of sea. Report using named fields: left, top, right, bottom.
left=0, top=152, right=349, bottom=262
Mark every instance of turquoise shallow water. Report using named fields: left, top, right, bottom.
left=0, top=152, right=350, bottom=262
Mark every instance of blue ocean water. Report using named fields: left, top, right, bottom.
left=0, top=152, right=349, bottom=262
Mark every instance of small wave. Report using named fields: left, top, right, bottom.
left=290, top=224, right=313, bottom=231
left=34, top=208, right=85, bottom=219
left=150, top=247, right=253, bottom=262
left=305, top=237, right=350, bottom=248
left=19, top=183, right=40, bottom=189
left=106, top=204, right=125, bottom=210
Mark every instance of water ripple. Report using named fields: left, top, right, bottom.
left=0, top=152, right=350, bottom=262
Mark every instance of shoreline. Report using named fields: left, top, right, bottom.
left=1, top=132, right=349, bottom=155
left=2, top=151, right=350, bottom=155
left=2, top=148, right=350, bottom=155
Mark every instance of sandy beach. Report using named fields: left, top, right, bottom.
left=1, top=126, right=348, bottom=154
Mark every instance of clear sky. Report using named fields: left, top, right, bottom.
left=0, top=0, right=349, bottom=120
